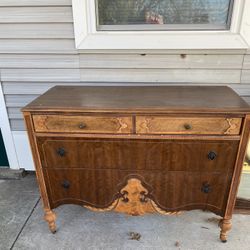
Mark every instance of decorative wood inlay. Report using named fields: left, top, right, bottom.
left=136, top=116, right=242, bottom=135
left=224, top=118, right=241, bottom=135
left=33, top=114, right=133, bottom=134
left=117, top=117, right=129, bottom=133
left=85, top=178, right=182, bottom=216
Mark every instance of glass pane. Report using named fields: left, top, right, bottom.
left=237, top=141, right=250, bottom=200
left=96, top=0, right=233, bottom=30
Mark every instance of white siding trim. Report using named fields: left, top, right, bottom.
left=240, top=0, right=250, bottom=46
left=0, top=83, right=19, bottom=169
left=12, top=131, right=34, bottom=171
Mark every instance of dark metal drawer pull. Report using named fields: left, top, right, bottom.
left=62, top=180, right=70, bottom=189
left=184, top=124, right=192, bottom=130
left=57, top=148, right=65, bottom=157
left=78, top=123, right=86, bottom=129
left=208, top=151, right=217, bottom=160
left=201, top=183, right=212, bottom=194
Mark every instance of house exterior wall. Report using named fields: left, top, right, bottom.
left=0, top=0, right=250, bottom=169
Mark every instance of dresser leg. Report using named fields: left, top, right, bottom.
left=44, top=209, right=57, bottom=233
left=219, top=218, right=232, bottom=243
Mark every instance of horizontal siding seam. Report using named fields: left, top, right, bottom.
left=0, top=37, right=75, bottom=40
left=0, top=4, right=72, bottom=7
left=0, top=22, right=73, bottom=24
left=0, top=67, right=244, bottom=70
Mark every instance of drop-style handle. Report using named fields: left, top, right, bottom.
left=201, top=183, right=212, bottom=193
left=208, top=151, right=217, bottom=160
left=184, top=124, right=192, bottom=130
left=57, top=147, right=65, bottom=157
left=62, top=180, right=70, bottom=189
left=78, top=123, right=86, bottom=129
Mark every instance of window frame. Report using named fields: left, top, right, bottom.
left=95, top=0, right=235, bottom=31
left=72, top=0, right=250, bottom=51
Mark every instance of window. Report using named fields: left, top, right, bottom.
left=72, top=0, right=250, bottom=50
left=96, top=0, right=234, bottom=31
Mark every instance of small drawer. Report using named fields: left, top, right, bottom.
left=33, top=114, right=133, bottom=134
left=136, top=116, right=242, bottom=135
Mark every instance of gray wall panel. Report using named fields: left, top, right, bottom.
left=0, top=1, right=249, bottom=131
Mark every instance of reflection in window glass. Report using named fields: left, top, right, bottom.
left=238, top=141, right=250, bottom=200
left=96, top=0, right=234, bottom=30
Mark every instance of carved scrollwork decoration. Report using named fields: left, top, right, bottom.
left=140, top=191, right=149, bottom=203
left=84, top=177, right=182, bottom=216
left=120, top=190, right=129, bottom=203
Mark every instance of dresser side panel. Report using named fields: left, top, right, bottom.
left=224, top=115, right=250, bottom=218
left=23, top=112, right=52, bottom=209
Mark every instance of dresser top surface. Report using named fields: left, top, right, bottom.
left=22, top=86, right=250, bottom=113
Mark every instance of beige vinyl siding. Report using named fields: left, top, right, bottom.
left=1, top=69, right=80, bottom=82
left=0, top=7, right=73, bottom=23
left=243, top=55, right=250, bottom=69
left=79, top=54, right=244, bottom=69
left=242, top=55, right=250, bottom=84
left=0, top=0, right=71, bottom=6
left=78, top=69, right=241, bottom=83
left=0, top=23, right=74, bottom=39
left=0, top=55, right=79, bottom=68
left=242, top=54, right=250, bottom=83
left=242, top=71, right=250, bottom=84
left=0, top=40, right=76, bottom=54
left=0, top=1, right=250, bottom=130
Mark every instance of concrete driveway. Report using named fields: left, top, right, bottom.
left=0, top=173, right=250, bottom=250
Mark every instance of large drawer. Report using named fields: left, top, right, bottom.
left=33, top=114, right=133, bottom=134
left=38, top=137, right=239, bottom=172
left=44, top=168, right=231, bottom=215
left=136, top=116, right=242, bottom=135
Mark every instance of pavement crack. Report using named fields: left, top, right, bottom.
left=10, top=197, right=41, bottom=250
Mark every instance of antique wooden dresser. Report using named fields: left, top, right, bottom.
left=22, top=86, right=250, bottom=242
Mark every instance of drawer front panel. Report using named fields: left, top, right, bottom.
left=136, top=116, right=242, bottom=135
left=33, top=115, right=133, bottom=134
left=44, top=169, right=230, bottom=215
left=38, top=138, right=239, bottom=172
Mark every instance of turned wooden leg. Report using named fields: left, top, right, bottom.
left=44, top=209, right=57, bottom=233
left=219, top=218, right=232, bottom=243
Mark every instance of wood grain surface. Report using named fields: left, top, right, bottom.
left=22, top=86, right=250, bottom=113
left=33, top=114, right=133, bottom=134
left=136, top=116, right=242, bottom=135
left=44, top=169, right=231, bottom=216
left=37, top=137, right=239, bottom=173
left=22, top=86, right=250, bottom=241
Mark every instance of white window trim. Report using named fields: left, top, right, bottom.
left=72, top=0, right=250, bottom=51
left=0, top=83, right=19, bottom=169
